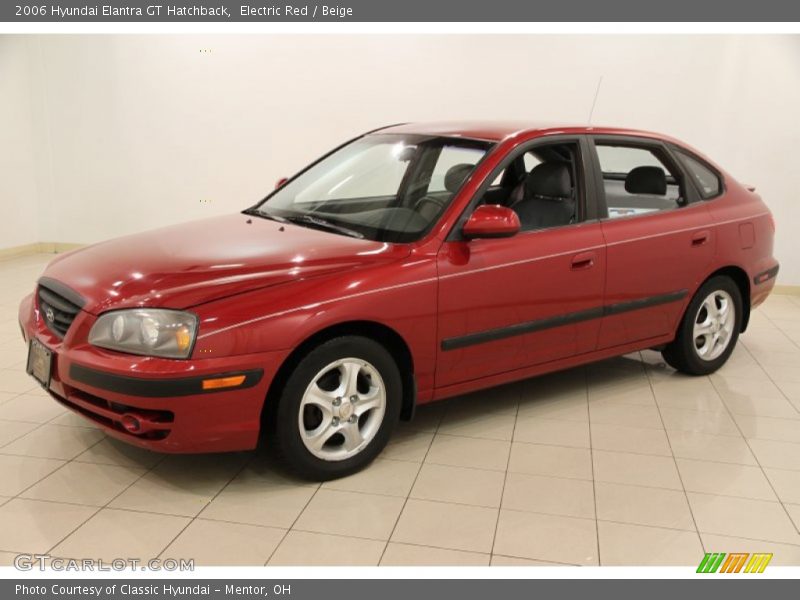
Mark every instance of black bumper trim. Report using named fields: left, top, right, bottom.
left=69, top=364, right=263, bottom=397
left=754, top=265, right=780, bottom=285
left=603, top=289, right=689, bottom=317
left=442, top=306, right=605, bottom=352
left=441, top=289, right=688, bottom=352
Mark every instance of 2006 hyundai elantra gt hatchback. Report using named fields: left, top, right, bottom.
left=19, top=122, right=779, bottom=479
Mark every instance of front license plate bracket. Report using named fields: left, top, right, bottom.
left=26, top=339, right=52, bottom=389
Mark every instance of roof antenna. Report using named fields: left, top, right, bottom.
left=587, top=76, right=604, bottom=125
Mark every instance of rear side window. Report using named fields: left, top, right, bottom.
left=595, top=144, right=684, bottom=219
left=674, top=150, right=722, bottom=199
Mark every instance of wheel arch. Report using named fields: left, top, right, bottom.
left=260, top=320, right=417, bottom=434
left=700, top=265, right=751, bottom=332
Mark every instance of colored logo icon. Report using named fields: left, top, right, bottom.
left=697, top=552, right=773, bottom=573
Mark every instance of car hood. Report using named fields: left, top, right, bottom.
left=42, top=214, right=409, bottom=314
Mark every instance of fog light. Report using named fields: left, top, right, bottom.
left=120, top=414, right=141, bottom=433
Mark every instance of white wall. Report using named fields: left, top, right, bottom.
left=0, top=36, right=42, bottom=248
left=2, top=35, right=800, bottom=283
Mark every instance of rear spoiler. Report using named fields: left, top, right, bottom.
left=743, top=184, right=757, bottom=192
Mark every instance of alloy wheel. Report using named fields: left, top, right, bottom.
left=692, top=290, right=735, bottom=361
left=298, top=358, right=386, bottom=461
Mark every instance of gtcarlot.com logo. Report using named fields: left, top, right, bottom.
left=697, top=552, right=773, bottom=573
left=13, top=554, right=194, bottom=572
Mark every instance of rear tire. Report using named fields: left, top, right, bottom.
left=273, top=336, right=401, bottom=481
left=662, top=276, right=742, bottom=376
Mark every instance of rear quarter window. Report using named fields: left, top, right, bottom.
left=674, top=150, right=722, bottom=199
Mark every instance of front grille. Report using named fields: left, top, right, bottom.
left=38, top=284, right=82, bottom=338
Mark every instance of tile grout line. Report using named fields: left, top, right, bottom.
left=0, top=386, right=35, bottom=406
left=0, top=351, right=171, bottom=554
left=41, top=437, right=169, bottom=556
left=735, top=327, right=800, bottom=418
left=757, top=309, right=800, bottom=353
left=374, top=402, right=444, bottom=566
left=641, top=352, right=707, bottom=555
left=18, top=476, right=790, bottom=517
left=155, top=454, right=256, bottom=561
left=0, top=387, right=67, bottom=452
left=5, top=429, right=784, bottom=467
left=8, top=431, right=108, bottom=503
left=261, top=476, right=321, bottom=566
left=0, top=422, right=46, bottom=449
left=7, top=497, right=798, bottom=558
left=1, top=403, right=124, bottom=513
left=0, top=510, right=577, bottom=565
left=259, top=445, right=343, bottom=566
left=585, top=364, right=602, bottom=566
left=5, top=411, right=795, bottom=511
left=486, top=383, right=521, bottom=564
left=708, top=375, right=800, bottom=538
left=286, top=512, right=800, bottom=556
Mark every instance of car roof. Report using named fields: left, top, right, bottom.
left=376, top=121, right=676, bottom=144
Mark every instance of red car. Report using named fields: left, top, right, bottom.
left=19, top=122, right=779, bottom=479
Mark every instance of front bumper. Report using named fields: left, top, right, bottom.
left=18, top=293, right=285, bottom=453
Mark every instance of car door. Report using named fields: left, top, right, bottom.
left=589, top=136, right=716, bottom=349
left=435, top=136, right=607, bottom=389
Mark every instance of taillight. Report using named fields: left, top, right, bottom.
left=768, top=212, right=775, bottom=232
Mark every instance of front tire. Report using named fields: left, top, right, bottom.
left=274, top=336, right=402, bottom=480
left=662, top=276, right=742, bottom=375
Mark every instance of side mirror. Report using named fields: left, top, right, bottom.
left=275, top=177, right=289, bottom=190
left=462, top=205, right=520, bottom=239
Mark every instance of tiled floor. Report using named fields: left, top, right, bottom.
left=1, top=253, right=800, bottom=566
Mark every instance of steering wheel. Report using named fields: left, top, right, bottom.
left=413, top=196, right=447, bottom=215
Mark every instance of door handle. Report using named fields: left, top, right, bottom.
left=571, top=251, right=596, bottom=270
left=691, top=230, right=710, bottom=247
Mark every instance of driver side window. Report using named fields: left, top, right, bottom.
left=476, top=141, right=582, bottom=233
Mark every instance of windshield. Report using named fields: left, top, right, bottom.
left=252, top=134, right=493, bottom=242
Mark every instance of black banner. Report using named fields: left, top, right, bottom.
left=3, top=579, right=799, bottom=600
left=3, top=0, right=800, bottom=22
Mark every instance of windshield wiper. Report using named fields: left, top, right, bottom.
left=242, top=208, right=289, bottom=224
left=244, top=208, right=364, bottom=239
left=284, top=214, right=364, bottom=239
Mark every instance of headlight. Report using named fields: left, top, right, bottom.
left=89, top=309, right=198, bottom=359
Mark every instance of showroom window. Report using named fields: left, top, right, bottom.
left=674, top=149, right=722, bottom=199
left=595, top=143, right=685, bottom=218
